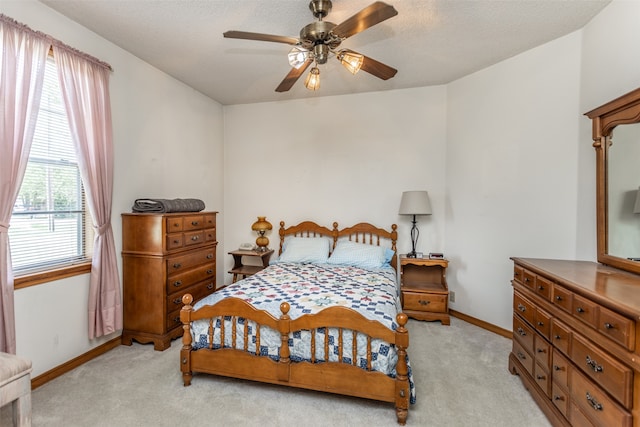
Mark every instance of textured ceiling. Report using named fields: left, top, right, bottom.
left=39, top=0, right=611, bottom=105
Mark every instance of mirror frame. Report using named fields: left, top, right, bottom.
left=585, top=87, right=640, bottom=276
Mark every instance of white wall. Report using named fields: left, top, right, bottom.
left=2, top=1, right=224, bottom=376
left=445, top=32, right=583, bottom=330
left=577, top=0, right=640, bottom=260
left=222, top=87, right=447, bottom=279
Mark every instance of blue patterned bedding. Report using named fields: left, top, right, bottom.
left=191, top=262, right=415, bottom=404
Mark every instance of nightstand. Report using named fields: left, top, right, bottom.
left=228, top=249, right=274, bottom=283
left=399, top=255, right=450, bottom=325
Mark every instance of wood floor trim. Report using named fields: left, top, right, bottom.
left=450, top=309, right=512, bottom=339
left=31, top=336, right=122, bottom=390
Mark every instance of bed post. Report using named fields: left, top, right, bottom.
left=180, top=294, right=194, bottom=387
left=277, top=302, right=291, bottom=382
left=394, top=312, right=409, bottom=425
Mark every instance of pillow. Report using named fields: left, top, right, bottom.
left=327, top=240, right=388, bottom=269
left=384, top=248, right=395, bottom=265
left=275, top=237, right=331, bottom=264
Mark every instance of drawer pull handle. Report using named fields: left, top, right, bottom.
left=604, top=322, right=614, bottom=330
left=586, top=392, right=603, bottom=411
left=207, top=269, right=214, bottom=274
left=173, top=316, right=181, bottom=324
left=191, top=236, right=199, bottom=241
left=418, top=300, right=431, bottom=306
left=536, top=348, right=545, bottom=354
left=555, top=296, right=563, bottom=301
left=536, top=374, right=545, bottom=380
left=173, top=223, right=180, bottom=227
left=173, top=263, right=182, bottom=269
left=524, top=277, right=530, bottom=283
left=517, top=352, right=526, bottom=360
left=576, top=307, right=585, bottom=313
left=191, top=221, right=199, bottom=226
left=206, top=253, right=213, bottom=259
left=537, top=321, right=544, bottom=326
left=553, top=365, right=564, bottom=372
left=207, top=283, right=214, bottom=290
left=514, top=271, right=520, bottom=277
left=586, top=356, right=603, bottom=373
left=517, top=327, right=526, bottom=336
left=173, top=280, right=182, bottom=287
left=553, top=395, right=564, bottom=401
left=517, top=304, right=526, bottom=312
left=173, top=240, right=180, bottom=244
left=537, top=285, right=544, bottom=291
left=173, top=297, right=181, bottom=305
left=554, top=335, right=561, bottom=340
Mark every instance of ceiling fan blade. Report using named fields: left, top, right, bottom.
left=223, top=31, right=299, bottom=45
left=275, top=59, right=313, bottom=92
left=331, top=2, right=398, bottom=40
left=342, top=49, right=397, bottom=80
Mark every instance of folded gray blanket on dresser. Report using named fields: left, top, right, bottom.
left=132, top=198, right=205, bottom=213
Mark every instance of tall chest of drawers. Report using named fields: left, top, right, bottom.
left=509, top=258, right=640, bottom=427
left=121, top=212, right=217, bottom=350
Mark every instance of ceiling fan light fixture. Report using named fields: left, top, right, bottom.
left=304, top=67, right=320, bottom=91
left=337, top=50, right=364, bottom=74
left=288, top=47, right=310, bottom=69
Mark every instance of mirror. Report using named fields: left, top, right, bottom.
left=586, top=87, right=640, bottom=275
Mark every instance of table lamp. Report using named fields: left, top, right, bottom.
left=398, top=191, right=432, bottom=258
left=251, top=216, right=273, bottom=252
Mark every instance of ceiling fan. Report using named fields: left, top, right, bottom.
left=223, top=0, right=398, bottom=92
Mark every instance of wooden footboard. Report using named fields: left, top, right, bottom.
left=180, top=294, right=410, bottom=425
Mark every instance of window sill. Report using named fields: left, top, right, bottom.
left=14, top=262, right=92, bottom=290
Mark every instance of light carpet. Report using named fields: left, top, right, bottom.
left=1, top=317, right=551, bottom=426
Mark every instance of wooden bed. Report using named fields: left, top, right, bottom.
left=179, top=221, right=411, bottom=425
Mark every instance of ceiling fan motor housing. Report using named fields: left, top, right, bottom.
left=309, top=0, right=332, bottom=19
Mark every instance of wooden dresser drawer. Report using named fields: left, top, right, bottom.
left=403, top=291, right=447, bottom=313
left=523, top=269, right=536, bottom=290
left=514, top=291, right=535, bottom=325
left=204, top=228, right=216, bottom=243
left=533, top=335, right=551, bottom=368
left=571, top=333, right=633, bottom=408
left=533, top=275, right=551, bottom=300
left=512, top=339, right=534, bottom=376
left=572, top=294, right=598, bottom=329
left=552, top=382, right=569, bottom=418
left=570, top=368, right=632, bottom=427
left=552, top=348, right=570, bottom=389
left=167, top=247, right=215, bottom=275
left=166, top=262, right=215, bottom=294
left=552, top=285, right=573, bottom=313
left=167, top=279, right=216, bottom=312
left=167, top=233, right=184, bottom=250
left=166, top=216, right=183, bottom=232
left=551, top=318, right=572, bottom=356
left=183, top=230, right=205, bottom=247
left=183, top=214, right=205, bottom=231
left=598, top=306, right=635, bottom=351
left=534, top=307, right=551, bottom=340
left=513, top=315, right=535, bottom=352
left=534, top=361, right=550, bottom=398
left=513, top=265, right=524, bottom=284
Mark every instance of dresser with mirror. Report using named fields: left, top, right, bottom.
left=510, top=87, right=640, bottom=426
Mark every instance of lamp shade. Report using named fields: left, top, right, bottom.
left=251, top=216, right=273, bottom=232
left=399, top=191, right=432, bottom=215
left=634, top=187, right=640, bottom=214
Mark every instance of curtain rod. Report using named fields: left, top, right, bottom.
left=0, top=13, right=113, bottom=72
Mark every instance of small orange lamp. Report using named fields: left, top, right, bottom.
left=251, top=216, right=273, bottom=252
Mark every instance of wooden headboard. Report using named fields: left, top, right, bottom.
left=278, top=221, right=398, bottom=269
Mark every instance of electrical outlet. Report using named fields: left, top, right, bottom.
left=449, top=291, right=455, bottom=303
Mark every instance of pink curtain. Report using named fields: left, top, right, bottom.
left=0, top=15, right=49, bottom=354
left=53, top=43, right=122, bottom=339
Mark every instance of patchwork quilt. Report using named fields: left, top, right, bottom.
left=191, top=262, right=416, bottom=404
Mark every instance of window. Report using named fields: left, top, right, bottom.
left=9, top=56, right=93, bottom=276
